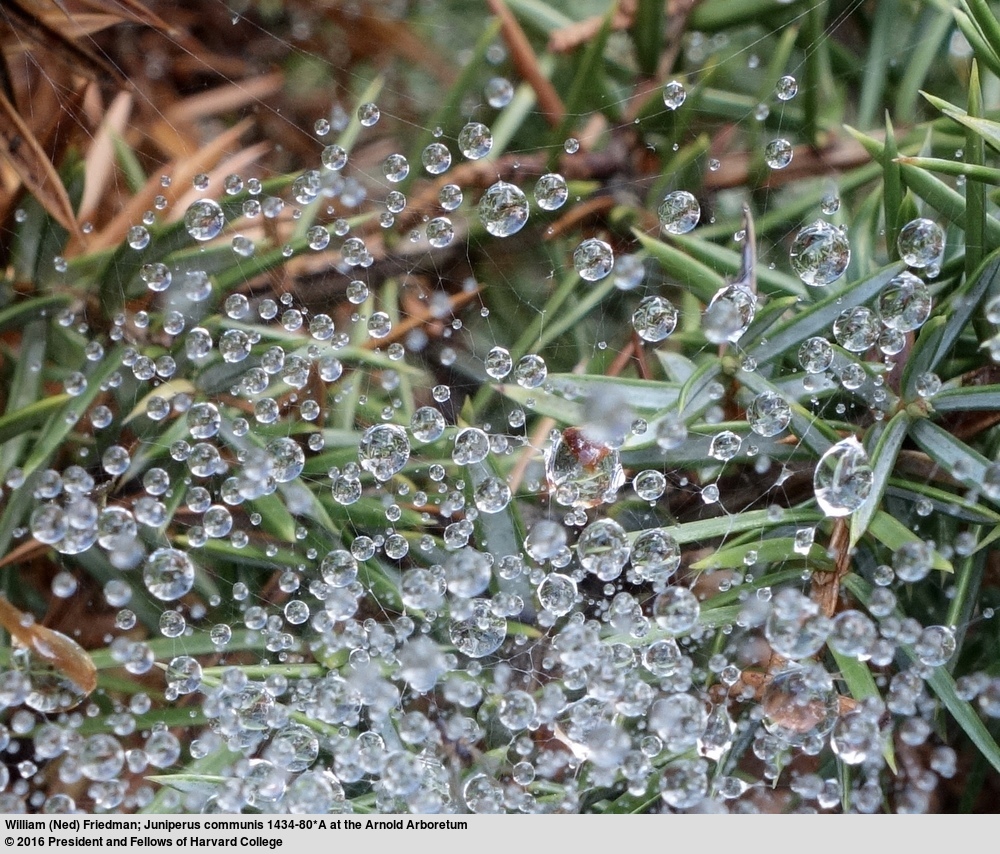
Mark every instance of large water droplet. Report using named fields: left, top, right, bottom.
left=573, top=238, right=614, bottom=281
left=658, top=191, right=700, bottom=235
left=813, top=436, right=873, bottom=517
left=877, top=271, right=932, bottom=331
left=545, top=427, right=625, bottom=508
left=184, top=199, right=225, bottom=242
left=358, top=424, right=411, bottom=481
left=789, top=220, right=850, bottom=286
left=703, top=284, right=756, bottom=344
left=478, top=181, right=528, bottom=237
left=746, top=390, right=791, bottom=437
left=143, top=548, right=196, bottom=601
left=897, top=217, right=945, bottom=268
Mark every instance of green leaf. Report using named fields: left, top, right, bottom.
left=690, top=537, right=829, bottom=571
left=633, top=230, right=724, bottom=303
left=850, top=410, right=910, bottom=548
left=867, top=509, right=953, bottom=573
left=932, top=383, right=1000, bottom=411
left=903, top=249, right=1000, bottom=399
left=642, top=508, right=824, bottom=547
left=631, top=0, right=662, bottom=76
left=910, top=417, right=992, bottom=495
left=829, top=644, right=897, bottom=772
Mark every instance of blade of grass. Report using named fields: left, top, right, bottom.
left=850, top=409, right=910, bottom=548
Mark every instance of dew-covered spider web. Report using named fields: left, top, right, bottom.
left=0, top=0, right=998, bottom=816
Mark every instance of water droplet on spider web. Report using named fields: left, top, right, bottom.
left=761, top=663, right=839, bottom=745
left=382, top=153, right=409, bottom=182
left=458, top=122, right=493, bottom=159
left=536, top=573, right=577, bottom=616
left=630, top=528, right=681, bottom=583
left=534, top=173, right=568, bottom=210
left=703, top=284, right=756, bottom=343
left=789, top=220, right=850, bottom=286
left=877, top=271, right=932, bottom=331
left=813, top=436, right=873, bottom=517
left=652, top=587, right=700, bottom=634
left=658, top=190, right=700, bottom=234
left=512, top=354, right=546, bottom=388
left=631, top=295, right=678, bottom=342
left=358, top=424, right=410, bottom=481
left=479, top=181, right=528, bottom=237
left=833, top=306, right=879, bottom=352
left=544, top=427, right=625, bottom=508
left=798, top=336, right=834, bottom=373
left=410, top=406, right=447, bottom=442
left=484, top=346, right=513, bottom=379
left=746, top=390, right=791, bottom=437
left=449, top=599, right=506, bottom=658
left=662, top=80, right=687, bottom=110
left=184, top=199, right=225, bottom=241
left=775, top=75, right=798, bottom=100
left=897, top=217, right=945, bottom=268
left=143, top=548, right=196, bottom=601
left=426, top=217, right=454, bottom=247
left=573, top=238, right=614, bottom=281
left=764, top=138, right=793, bottom=169
left=485, top=76, right=514, bottom=108
left=576, top=518, right=630, bottom=580
left=358, top=102, right=380, bottom=126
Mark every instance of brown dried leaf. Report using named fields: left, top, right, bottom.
left=548, top=0, right=636, bottom=53
left=2, top=0, right=125, bottom=84
left=0, top=595, right=97, bottom=696
left=486, top=0, right=564, bottom=125
left=0, top=90, right=82, bottom=240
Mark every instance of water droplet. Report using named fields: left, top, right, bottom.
left=184, top=199, right=225, bottom=242
left=798, top=336, right=834, bottom=373
left=877, top=271, right=932, bottom=331
left=545, top=427, right=624, bottom=508
left=746, top=390, right=791, bottom=437
left=513, top=354, right=547, bottom=388
left=358, top=102, right=380, bottom=126
left=897, top=217, right=945, bottom=268
left=479, top=181, right=528, bottom=237
left=764, top=138, right=793, bottom=169
left=658, top=190, right=700, bottom=235
left=421, top=142, right=452, bottom=175
left=485, top=77, right=514, bottom=108
left=775, top=75, right=798, bottom=100
left=358, top=424, right=410, bottom=481
left=833, top=306, right=878, bottom=352
left=484, top=346, right=513, bottom=379
left=789, top=221, right=850, bottom=286
left=534, top=173, right=568, bottom=211
left=382, top=153, right=409, bottom=182
left=813, top=436, right=873, bottom=517
left=703, top=284, right=756, bottom=343
left=143, top=548, right=196, bottom=601
left=662, top=80, right=687, bottom=110
left=573, top=238, right=614, bottom=281
left=458, top=122, right=493, bottom=159
left=653, top=587, right=700, bottom=634
left=537, top=573, right=577, bottom=616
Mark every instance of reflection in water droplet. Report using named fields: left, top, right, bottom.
left=813, top=436, right=873, bottom=517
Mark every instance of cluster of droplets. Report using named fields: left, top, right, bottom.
left=0, top=53, right=982, bottom=817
